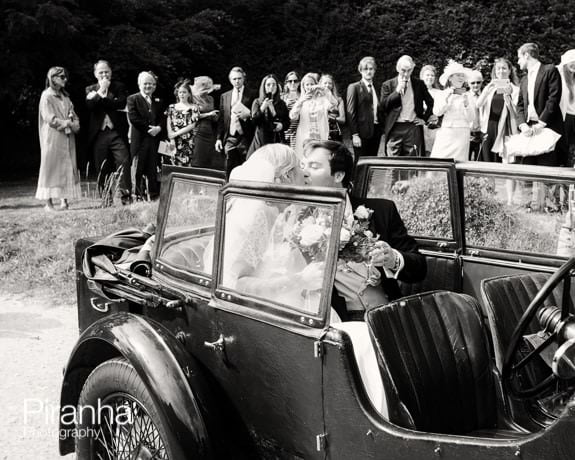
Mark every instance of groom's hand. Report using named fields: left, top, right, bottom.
left=370, top=241, right=397, bottom=270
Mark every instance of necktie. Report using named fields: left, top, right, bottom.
left=368, top=83, right=378, bottom=124
left=230, top=89, right=242, bottom=135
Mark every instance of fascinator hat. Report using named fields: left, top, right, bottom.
left=439, top=60, right=473, bottom=87
left=560, top=49, right=575, bottom=66
left=192, top=76, right=217, bottom=95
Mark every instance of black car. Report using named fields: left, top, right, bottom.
left=60, top=158, right=575, bottom=459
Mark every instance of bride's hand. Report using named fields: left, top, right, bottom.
left=298, top=262, right=324, bottom=291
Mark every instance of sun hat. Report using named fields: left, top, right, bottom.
left=560, top=49, right=575, bottom=66
left=192, top=76, right=216, bottom=95
left=439, top=61, right=473, bottom=87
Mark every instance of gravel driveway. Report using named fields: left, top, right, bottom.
left=0, top=292, right=77, bottom=459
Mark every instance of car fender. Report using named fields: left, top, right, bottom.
left=59, top=312, right=215, bottom=459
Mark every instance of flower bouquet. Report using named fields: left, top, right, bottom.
left=338, top=205, right=381, bottom=286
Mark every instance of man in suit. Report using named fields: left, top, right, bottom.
left=301, top=139, right=426, bottom=320
left=85, top=60, right=131, bottom=203
left=346, top=56, right=381, bottom=162
left=516, top=42, right=564, bottom=166
left=380, top=55, right=435, bottom=157
left=215, top=66, right=254, bottom=178
left=127, top=71, right=164, bottom=200
left=516, top=43, right=566, bottom=211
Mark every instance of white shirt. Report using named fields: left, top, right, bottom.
left=527, top=61, right=541, bottom=122
left=362, top=79, right=378, bottom=124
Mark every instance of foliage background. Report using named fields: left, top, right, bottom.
left=2, top=0, right=575, bottom=177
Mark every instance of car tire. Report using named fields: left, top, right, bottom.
left=75, top=357, right=173, bottom=459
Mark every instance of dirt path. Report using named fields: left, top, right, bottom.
left=0, top=292, right=77, bottom=459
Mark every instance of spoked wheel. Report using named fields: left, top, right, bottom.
left=76, top=358, right=172, bottom=460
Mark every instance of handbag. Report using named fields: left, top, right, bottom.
left=158, top=140, right=176, bottom=158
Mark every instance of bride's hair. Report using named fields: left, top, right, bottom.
left=249, top=144, right=299, bottom=184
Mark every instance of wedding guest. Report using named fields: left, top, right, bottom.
left=216, top=66, right=254, bottom=178
left=36, top=66, right=80, bottom=211
left=247, top=74, right=290, bottom=156
left=127, top=71, right=164, bottom=200
left=290, top=72, right=338, bottom=157
left=165, top=79, right=200, bottom=166
left=346, top=56, right=381, bottom=161
left=420, top=64, right=442, bottom=155
left=319, top=74, right=346, bottom=142
left=282, top=71, right=301, bottom=150
left=476, top=58, right=520, bottom=162
left=468, top=70, right=484, bottom=160
left=85, top=60, right=131, bottom=203
left=191, top=76, right=221, bottom=169
left=558, top=49, right=575, bottom=167
left=381, top=55, right=434, bottom=157
left=516, top=43, right=564, bottom=166
left=430, top=61, right=475, bottom=162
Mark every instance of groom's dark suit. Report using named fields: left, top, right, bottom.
left=332, top=196, right=426, bottom=320
left=127, top=92, right=165, bottom=199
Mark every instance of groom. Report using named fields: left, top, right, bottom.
left=300, top=140, right=427, bottom=320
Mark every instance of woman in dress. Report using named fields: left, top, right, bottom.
left=430, top=61, right=476, bottom=162
left=220, top=144, right=306, bottom=289
left=35, top=66, right=80, bottom=211
left=165, top=79, right=200, bottom=166
left=319, top=74, right=346, bottom=142
left=558, top=49, right=575, bottom=167
left=420, top=65, right=442, bottom=155
left=247, top=74, right=290, bottom=156
left=282, top=71, right=301, bottom=150
left=191, top=76, right=221, bottom=169
left=476, top=58, right=520, bottom=163
left=290, top=73, right=338, bottom=157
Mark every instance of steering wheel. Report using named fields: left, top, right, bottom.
left=502, top=258, right=575, bottom=399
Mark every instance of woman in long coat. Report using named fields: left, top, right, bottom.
left=35, top=66, right=80, bottom=210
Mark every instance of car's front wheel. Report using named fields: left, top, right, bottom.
left=75, top=357, right=172, bottom=460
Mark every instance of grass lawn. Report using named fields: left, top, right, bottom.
left=0, top=180, right=158, bottom=303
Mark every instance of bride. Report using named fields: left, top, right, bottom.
left=220, top=143, right=325, bottom=313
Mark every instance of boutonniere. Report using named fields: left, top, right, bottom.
left=339, top=205, right=379, bottom=263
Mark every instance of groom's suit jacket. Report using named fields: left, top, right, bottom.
left=332, top=196, right=427, bottom=318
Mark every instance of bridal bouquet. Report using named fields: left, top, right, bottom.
left=287, top=207, right=332, bottom=261
left=338, top=205, right=380, bottom=263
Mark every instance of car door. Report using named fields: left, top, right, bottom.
left=203, top=181, right=346, bottom=459
left=456, top=162, right=575, bottom=299
left=352, top=157, right=463, bottom=295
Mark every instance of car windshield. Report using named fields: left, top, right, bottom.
left=156, top=178, right=219, bottom=276
left=218, top=194, right=340, bottom=318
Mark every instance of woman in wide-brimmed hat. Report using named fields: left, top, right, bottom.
left=430, top=61, right=476, bottom=161
left=191, top=76, right=222, bottom=169
left=558, top=49, right=575, bottom=166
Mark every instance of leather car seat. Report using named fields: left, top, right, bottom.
left=366, top=291, right=499, bottom=435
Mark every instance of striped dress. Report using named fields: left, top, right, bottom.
left=282, top=91, right=300, bottom=150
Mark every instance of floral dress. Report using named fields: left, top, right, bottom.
left=166, top=104, right=200, bottom=166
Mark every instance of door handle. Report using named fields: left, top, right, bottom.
left=204, top=334, right=225, bottom=352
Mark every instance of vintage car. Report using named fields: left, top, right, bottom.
left=59, top=158, right=575, bottom=459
